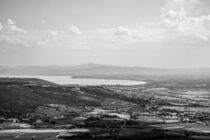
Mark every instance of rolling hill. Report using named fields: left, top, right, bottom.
left=1, top=63, right=210, bottom=81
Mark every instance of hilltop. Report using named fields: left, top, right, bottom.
left=1, top=63, right=210, bottom=81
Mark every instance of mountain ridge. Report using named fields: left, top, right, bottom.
left=1, top=63, right=210, bottom=70
left=1, top=63, right=210, bottom=81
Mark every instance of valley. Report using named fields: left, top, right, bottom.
left=0, top=76, right=210, bottom=139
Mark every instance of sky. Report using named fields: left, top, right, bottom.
left=0, top=0, right=210, bottom=68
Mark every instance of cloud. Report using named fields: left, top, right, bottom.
left=0, top=22, right=84, bottom=48
left=0, top=22, right=3, bottom=30
left=41, top=20, right=46, bottom=24
left=3, top=18, right=27, bottom=34
left=98, top=0, right=210, bottom=44
left=1, top=0, right=210, bottom=51
left=7, top=18, right=15, bottom=25
left=0, top=19, right=29, bottom=47
left=114, top=26, right=130, bottom=36
left=47, top=29, right=60, bottom=36
left=5, top=24, right=27, bottom=33
left=97, top=25, right=167, bottom=44
left=0, top=34, right=29, bottom=46
left=68, top=25, right=81, bottom=35
left=161, top=0, right=210, bottom=41
left=173, top=0, right=200, bottom=4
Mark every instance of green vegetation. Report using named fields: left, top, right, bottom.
left=0, top=77, right=210, bottom=140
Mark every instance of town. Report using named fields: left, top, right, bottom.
left=0, top=77, right=210, bottom=139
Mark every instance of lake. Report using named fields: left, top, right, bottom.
left=0, top=75, right=146, bottom=85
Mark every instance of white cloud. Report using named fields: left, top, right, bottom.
left=0, top=22, right=3, bottom=30
left=41, top=20, right=46, bottom=24
left=97, top=25, right=167, bottom=44
left=161, top=0, right=210, bottom=41
left=7, top=18, right=15, bottom=25
left=3, top=18, right=27, bottom=34
left=0, top=23, right=83, bottom=48
left=114, top=26, right=130, bottom=36
left=47, top=29, right=60, bottom=36
left=173, top=0, right=200, bottom=5
left=1, top=0, right=210, bottom=51
left=5, top=24, right=27, bottom=33
left=0, top=19, right=28, bottom=46
left=68, top=25, right=81, bottom=35
left=0, top=35, right=13, bottom=43
left=0, top=34, right=29, bottom=47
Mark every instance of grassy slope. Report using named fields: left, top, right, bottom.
left=0, top=77, right=150, bottom=118
left=0, top=78, right=101, bottom=117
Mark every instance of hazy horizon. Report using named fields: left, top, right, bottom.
left=1, top=0, right=210, bottom=68
left=1, top=62, right=210, bottom=69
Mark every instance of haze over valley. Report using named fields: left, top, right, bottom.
left=1, top=0, right=210, bottom=140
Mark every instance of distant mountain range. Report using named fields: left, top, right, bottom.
left=1, top=63, right=210, bottom=81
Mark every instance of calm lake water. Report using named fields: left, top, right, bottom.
left=0, top=75, right=146, bottom=85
